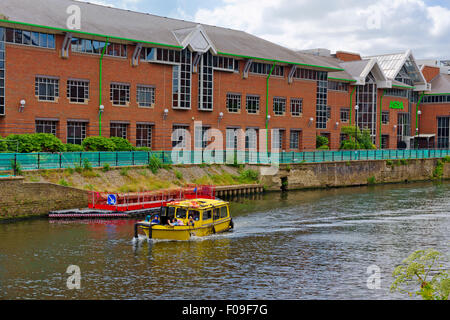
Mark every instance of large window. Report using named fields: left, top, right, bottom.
left=328, top=81, right=349, bottom=92
left=198, top=52, right=213, bottom=111
left=422, top=95, right=450, bottom=104
left=136, top=124, right=153, bottom=148
left=110, top=83, right=130, bottom=106
left=273, top=97, right=286, bottom=116
left=385, top=88, right=408, bottom=98
left=246, top=95, right=260, bottom=114
left=290, top=98, right=303, bottom=117
left=213, top=56, right=239, bottom=72
left=356, top=73, right=377, bottom=141
left=35, top=77, right=59, bottom=101
left=437, top=117, right=450, bottom=149
left=35, top=120, right=57, bottom=136
left=226, top=93, right=241, bottom=113
left=294, top=68, right=318, bottom=80
left=316, top=71, right=328, bottom=129
left=250, top=63, right=284, bottom=76
left=67, top=121, right=87, bottom=145
left=0, top=27, right=4, bottom=116
left=71, top=38, right=127, bottom=57
left=290, top=130, right=301, bottom=150
left=245, top=128, right=258, bottom=150
left=172, top=49, right=192, bottom=109
left=137, top=85, right=155, bottom=107
left=172, top=125, right=189, bottom=148
left=110, top=123, right=128, bottom=139
left=340, top=108, right=350, bottom=122
left=5, top=28, right=55, bottom=49
left=397, top=113, right=411, bottom=142
left=195, top=126, right=210, bottom=149
left=272, top=129, right=285, bottom=150
left=67, top=80, right=89, bottom=103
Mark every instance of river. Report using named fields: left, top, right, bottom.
left=0, top=182, right=449, bottom=300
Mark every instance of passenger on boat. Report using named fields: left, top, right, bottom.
left=168, top=218, right=178, bottom=226
left=188, top=216, right=195, bottom=226
left=176, top=218, right=184, bottom=226
left=151, top=215, right=160, bottom=224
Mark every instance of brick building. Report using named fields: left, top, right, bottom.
left=0, top=0, right=449, bottom=151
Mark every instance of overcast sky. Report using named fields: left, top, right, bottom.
left=78, top=0, right=450, bottom=60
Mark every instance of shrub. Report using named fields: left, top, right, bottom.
left=110, top=137, right=134, bottom=151
left=238, top=169, right=259, bottom=183
left=135, top=147, right=151, bottom=152
left=367, top=176, right=376, bottom=185
left=58, top=179, right=70, bottom=187
left=82, top=136, right=116, bottom=151
left=174, top=170, right=183, bottom=180
left=0, top=136, right=7, bottom=152
left=316, top=135, right=329, bottom=149
left=83, top=158, right=93, bottom=171
left=317, top=145, right=329, bottom=150
left=64, top=143, right=84, bottom=152
left=148, top=156, right=162, bottom=174
left=6, top=134, right=40, bottom=153
left=120, top=167, right=129, bottom=177
left=102, top=163, right=111, bottom=172
left=32, top=133, right=65, bottom=153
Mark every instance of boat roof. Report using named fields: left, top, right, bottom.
left=167, top=199, right=228, bottom=209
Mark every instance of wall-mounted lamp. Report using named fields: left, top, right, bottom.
left=308, top=117, right=314, bottom=127
left=218, top=112, right=224, bottom=122
left=335, top=122, right=340, bottom=129
left=267, top=115, right=271, bottom=121
left=354, top=105, right=359, bottom=111
left=163, top=108, right=169, bottom=120
left=393, top=125, right=397, bottom=133
left=18, top=99, right=26, bottom=113
left=99, top=104, right=104, bottom=115
left=418, top=110, right=422, bottom=116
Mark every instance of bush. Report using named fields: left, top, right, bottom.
left=110, top=137, right=134, bottom=151
left=102, top=163, right=111, bottom=172
left=148, top=156, right=162, bottom=174
left=317, top=145, right=329, bottom=150
left=316, top=135, right=329, bottom=149
left=82, top=136, right=116, bottom=152
left=83, top=158, right=92, bottom=171
left=238, top=169, right=259, bottom=183
left=4, top=133, right=65, bottom=153
left=135, top=147, right=151, bottom=152
left=0, top=136, right=7, bottom=152
left=174, top=170, right=183, bottom=180
left=64, top=143, right=84, bottom=152
left=339, top=126, right=376, bottom=150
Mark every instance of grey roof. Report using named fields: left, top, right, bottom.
left=339, top=60, right=373, bottom=79
left=0, top=0, right=342, bottom=71
left=429, top=74, right=450, bottom=94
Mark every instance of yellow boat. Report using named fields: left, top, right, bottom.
left=134, top=198, right=234, bottom=241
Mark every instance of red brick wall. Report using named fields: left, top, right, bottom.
left=421, top=66, right=440, bottom=82
left=335, top=51, right=361, bottom=62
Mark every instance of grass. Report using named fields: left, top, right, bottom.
left=58, top=179, right=70, bottom=187
left=367, top=176, right=376, bottom=185
left=174, top=170, right=183, bottom=180
left=432, top=160, right=444, bottom=180
left=120, top=167, right=129, bottom=177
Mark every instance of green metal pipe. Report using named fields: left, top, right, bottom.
left=379, top=89, right=386, bottom=149
left=349, top=86, right=356, bottom=124
left=99, top=37, right=109, bottom=136
left=415, top=92, right=425, bottom=132
left=266, top=63, right=276, bottom=151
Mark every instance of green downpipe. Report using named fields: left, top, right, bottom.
left=349, top=86, right=356, bottom=124
left=99, top=37, right=109, bottom=136
left=266, top=63, right=276, bottom=151
left=379, top=89, right=385, bottom=149
left=416, top=92, right=425, bottom=131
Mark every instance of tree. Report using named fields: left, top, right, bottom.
left=316, top=135, right=329, bottom=150
left=339, top=125, right=376, bottom=150
left=390, top=249, right=449, bottom=300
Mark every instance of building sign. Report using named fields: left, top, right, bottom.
left=389, top=101, right=404, bottom=109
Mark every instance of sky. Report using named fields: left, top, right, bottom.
left=77, top=0, right=450, bottom=60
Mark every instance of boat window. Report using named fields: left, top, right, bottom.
left=189, top=210, right=200, bottom=221
left=177, top=208, right=187, bottom=219
left=167, top=206, right=176, bottom=219
left=203, top=210, right=212, bottom=221
left=213, top=208, right=220, bottom=220
left=220, top=206, right=228, bottom=218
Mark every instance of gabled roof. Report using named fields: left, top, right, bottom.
left=339, top=59, right=390, bottom=87
left=428, top=74, right=450, bottom=94
left=0, top=0, right=343, bottom=71
left=364, top=50, right=428, bottom=89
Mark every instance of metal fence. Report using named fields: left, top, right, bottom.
left=1, top=149, right=450, bottom=173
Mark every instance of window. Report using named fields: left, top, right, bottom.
left=226, top=93, right=241, bottom=113
left=437, top=117, right=450, bottom=149
left=153, top=48, right=182, bottom=64
left=385, top=88, right=408, bottom=98
left=195, top=126, right=210, bottom=149
left=250, top=62, right=284, bottom=76
left=220, top=206, right=228, bottom=218
left=0, top=27, right=4, bottom=116
left=356, top=73, right=377, bottom=141
left=382, top=111, right=389, bottom=125
left=137, top=86, right=155, bottom=107
left=110, top=123, right=128, bottom=139
left=272, top=129, right=285, bottom=150
left=67, top=121, right=87, bottom=145
left=290, top=98, right=303, bottom=116
left=226, top=128, right=240, bottom=149
left=381, top=135, right=389, bottom=149
left=198, top=52, right=213, bottom=111
left=328, top=81, right=349, bottom=92
left=246, top=95, right=260, bottom=114
left=176, top=208, right=187, bottom=219
left=110, top=83, right=130, bottom=106
left=290, top=130, right=300, bottom=150
left=294, top=68, right=318, bottom=80
left=140, top=47, right=156, bottom=61
left=213, top=56, right=239, bottom=72
left=202, top=210, right=212, bottom=221
left=273, top=97, right=286, bottom=116
left=316, top=71, right=328, bottom=129
left=71, top=38, right=127, bottom=57
left=35, top=120, right=57, bottom=136
left=422, top=95, right=450, bottom=104
left=172, top=125, right=189, bottom=148
left=136, top=124, right=153, bottom=148
left=67, top=80, right=89, bottom=103
left=340, top=108, right=350, bottom=122
left=245, top=128, right=258, bottom=150
left=172, top=49, right=192, bottom=109
left=5, top=28, right=55, bottom=49
left=327, top=106, right=332, bottom=121
left=213, top=208, right=220, bottom=220
left=35, top=77, right=59, bottom=101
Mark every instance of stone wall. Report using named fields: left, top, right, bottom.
left=0, top=177, right=89, bottom=220
left=260, top=159, right=450, bottom=191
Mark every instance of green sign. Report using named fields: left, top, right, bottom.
left=390, top=101, right=404, bottom=109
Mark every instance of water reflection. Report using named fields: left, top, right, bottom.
left=0, top=181, right=448, bottom=299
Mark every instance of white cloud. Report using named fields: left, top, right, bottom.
left=193, top=0, right=450, bottom=59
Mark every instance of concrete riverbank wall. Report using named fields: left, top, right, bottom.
left=260, top=158, right=450, bottom=191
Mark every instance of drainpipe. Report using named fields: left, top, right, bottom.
left=99, top=37, right=109, bottom=136
left=349, top=86, right=356, bottom=124
left=415, top=92, right=425, bottom=131
left=266, top=63, right=276, bottom=151
left=379, top=89, right=386, bottom=149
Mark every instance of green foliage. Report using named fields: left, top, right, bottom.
left=11, top=160, right=22, bottom=175
left=110, top=137, right=134, bottom=151
left=443, top=156, right=450, bottom=163
left=120, top=167, right=129, bottom=177
left=0, top=137, right=7, bottom=152
left=148, top=156, right=163, bottom=174
left=386, top=160, right=393, bottom=166
left=64, top=143, right=84, bottom=152
left=58, top=179, right=70, bottom=187
left=74, top=165, right=83, bottom=174
left=102, top=163, right=111, bottom=172
left=83, top=158, right=92, bottom=171
left=433, top=160, right=444, bottom=179
left=135, top=147, right=151, bottom=152
left=367, top=176, right=376, bottom=185
left=65, top=167, right=75, bottom=175
left=316, top=135, right=329, bottom=149
left=400, top=159, right=408, bottom=166
left=237, top=169, right=260, bottom=184
left=5, top=133, right=64, bottom=153
left=317, top=145, right=329, bottom=150
left=339, top=126, right=376, bottom=150
left=174, top=170, right=183, bottom=180
left=81, top=136, right=116, bottom=152
left=390, top=249, right=449, bottom=300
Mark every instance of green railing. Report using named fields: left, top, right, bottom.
left=1, top=149, right=450, bottom=173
